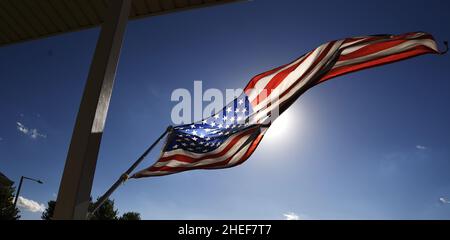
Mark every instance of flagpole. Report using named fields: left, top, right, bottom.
left=89, top=126, right=172, bottom=217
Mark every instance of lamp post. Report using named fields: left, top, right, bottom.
left=13, top=176, right=43, bottom=209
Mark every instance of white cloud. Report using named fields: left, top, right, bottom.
left=16, top=122, right=46, bottom=139
left=416, top=145, right=427, bottom=150
left=439, top=197, right=450, bottom=204
left=283, top=212, right=300, bottom=220
left=0, top=137, right=3, bottom=141
left=15, top=196, right=46, bottom=213
left=17, top=122, right=29, bottom=134
left=29, top=129, right=46, bottom=139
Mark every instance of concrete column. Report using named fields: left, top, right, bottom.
left=54, top=0, right=131, bottom=220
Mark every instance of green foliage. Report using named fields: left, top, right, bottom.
left=0, top=185, right=20, bottom=220
left=41, top=197, right=141, bottom=220
left=119, top=211, right=141, bottom=220
left=89, top=198, right=118, bottom=220
left=41, top=200, right=56, bottom=220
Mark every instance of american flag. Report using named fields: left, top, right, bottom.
left=132, top=32, right=444, bottom=178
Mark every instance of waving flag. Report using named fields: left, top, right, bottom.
left=132, top=32, right=444, bottom=178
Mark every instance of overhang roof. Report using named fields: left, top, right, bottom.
left=0, top=171, right=14, bottom=187
left=0, top=0, right=240, bottom=47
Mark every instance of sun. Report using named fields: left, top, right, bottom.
left=263, top=106, right=298, bottom=143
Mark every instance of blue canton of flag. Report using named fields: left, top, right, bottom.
left=167, top=96, right=252, bottom=154
left=131, top=94, right=266, bottom=177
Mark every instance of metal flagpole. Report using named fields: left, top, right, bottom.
left=89, top=126, right=172, bottom=216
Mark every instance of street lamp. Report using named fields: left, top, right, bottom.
left=13, top=176, right=43, bottom=209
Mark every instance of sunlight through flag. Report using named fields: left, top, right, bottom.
left=132, top=32, right=446, bottom=178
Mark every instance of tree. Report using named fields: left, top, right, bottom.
left=0, top=185, right=20, bottom=220
left=41, top=200, right=56, bottom=220
left=119, top=212, right=141, bottom=220
left=89, top=198, right=118, bottom=220
left=41, top=197, right=142, bottom=220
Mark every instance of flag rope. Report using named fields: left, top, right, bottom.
left=89, top=126, right=172, bottom=216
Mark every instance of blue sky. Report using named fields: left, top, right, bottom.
left=1, top=0, right=450, bottom=220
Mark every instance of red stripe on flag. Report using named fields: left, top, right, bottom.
left=233, top=132, right=265, bottom=166
left=342, top=36, right=379, bottom=46
left=318, top=45, right=437, bottom=83
left=342, top=37, right=365, bottom=44
left=251, top=52, right=313, bottom=106
left=244, top=65, right=288, bottom=93
left=147, top=132, right=265, bottom=173
left=338, top=39, right=409, bottom=61
left=148, top=142, right=248, bottom=172
left=339, top=35, right=434, bottom=62
left=261, top=41, right=337, bottom=109
left=252, top=41, right=336, bottom=110
left=156, top=128, right=257, bottom=164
